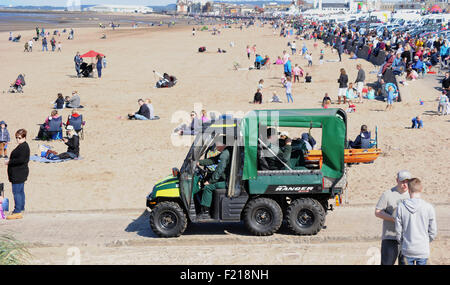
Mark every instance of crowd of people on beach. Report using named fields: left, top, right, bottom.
left=1, top=17, right=442, bottom=265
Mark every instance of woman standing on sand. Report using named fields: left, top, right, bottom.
left=5, top=129, right=30, bottom=220
left=337, top=68, right=348, bottom=104
left=96, top=54, right=103, bottom=78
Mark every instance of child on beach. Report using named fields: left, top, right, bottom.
left=270, top=91, right=282, bottom=103
left=438, top=92, right=449, bottom=115
left=305, top=53, right=313, bottom=66
left=319, top=49, right=324, bottom=64
left=346, top=101, right=356, bottom=113
left=305, top=73, right=312, bottom=83
left=258, top=79, right=264, bottom=91
left=411, top=116, right=423, bottom=128
left=0, top=121, right=10, bottom=159
left=301, top=43, right=307, bottom=55
left=323, top=99, right=331, bottom=109
left=253, top=88, right=262, bottom=104
left=57, top=41, right=62, bottom=52
left=386, top=85, right=395, bottom=111
left=293, top=64, right=301, bottom=83
left=346, top=83, right=356, bottom=102
left=366, top=86, right=375, bottom=100
left=246, top=45, right=251, bottom=59
left=284, top=76, right=293, bottom=103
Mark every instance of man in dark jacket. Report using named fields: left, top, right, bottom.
left=128, top=99, right=150, bottom=120
left=196, top=136, right=231, bottom=217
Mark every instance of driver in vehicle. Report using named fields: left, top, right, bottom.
left=260, top=127, right=292, bottom=170
left=196, top=136, right=231, bottom=217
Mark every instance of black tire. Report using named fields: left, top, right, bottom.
left=286, top=198, right=325, bottom=236
left=149, top=201, right=187, bottom=238
left=244, top=198, right=283, bottom=236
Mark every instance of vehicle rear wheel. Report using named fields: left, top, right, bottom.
left=150, top=201, right=187, bottom=238
left=244, top=198, right=283, bottom=236
left=286, top=198, right=325, bottom=235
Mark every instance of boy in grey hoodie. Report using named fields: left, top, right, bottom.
left=395, top=178, right=437, bottom=265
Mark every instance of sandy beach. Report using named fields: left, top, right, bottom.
left=0, top=21, right=449, bottom=264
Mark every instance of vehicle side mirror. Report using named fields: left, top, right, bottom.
left=172, top=168, right=180, bottom=178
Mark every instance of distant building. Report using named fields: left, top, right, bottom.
left=177, top=0, right=207, bottom=14
left=86, top=4, right=153, bottom=13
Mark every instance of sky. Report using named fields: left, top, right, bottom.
left=0, top=0, right=177, bottom=6
left=0, top=0, right=394, bottom=7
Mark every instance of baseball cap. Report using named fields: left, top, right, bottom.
left=397, top=170, right=412, bottom=182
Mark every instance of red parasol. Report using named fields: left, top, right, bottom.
left=80, top=50, right=104, bottom=58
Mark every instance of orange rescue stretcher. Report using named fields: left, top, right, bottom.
left=304, top=148, right=382, bottom=168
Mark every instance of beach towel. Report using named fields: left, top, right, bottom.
left=30, top=155, right=82, bottom=163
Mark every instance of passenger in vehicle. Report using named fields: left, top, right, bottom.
left=259, top=128, right=292, bottom=170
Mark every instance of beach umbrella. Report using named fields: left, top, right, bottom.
left=80, top=50, right=104, bottom=58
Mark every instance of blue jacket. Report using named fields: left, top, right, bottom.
left=255, top=55, right=263, bottom=63
left=412, top=59, right=423, bottom=70
left=440, top=45, right=449, bottom=57
left=284, top=60, right=292, bottom=73
left=0, top=127, right=10, bottom=143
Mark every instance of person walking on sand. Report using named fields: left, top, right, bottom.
left=5, top=129, right=30, bottom=220
left=74, top=52, right=82, bottom=78
left=41, top=37, right=48, bottom=52
left=284, top=76, right=294, bottom=103
left=96, top=54, right=103, bottom=78
left=395, top=178, right=437, bottom=265
left=375, top=170, right=412, bottom=265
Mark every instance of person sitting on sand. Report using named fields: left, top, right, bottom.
left=349, top=125, right=371, bottom=149
left=322, top=93, right=331, bottom=107
left=54, top=93, right=65, bottom=110
left=346, top=83, right=356, bottom=102
left=145, top=98, right=157, bottom=120
left=57, top=125, right=79, bottom=160
left=365, top=86, right=376, bottom=100
left=411, top=116, right=423, bottom=129
left=346, top=101, right=356, bottom=113
left=128, top=99, right=150, bottom=120
left=66, top=109, right=85, bottom=134
left=65, top=91, right=80, bottom=108
left=305, top=73, right=312, bottom=83
left=253, top=88, right=262, bottom=104
left=269, top=91, right=282, bottom=103
left=174, top=111, right=202, bottom=136
left=36, top=110, right=62, bottom=140
left=274, top=56, right=284, bottom=65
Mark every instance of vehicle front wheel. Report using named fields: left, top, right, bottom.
left=244, top=198, right=283, bottom=236
left=150, top=201, right=187, bottom=238
left=286, top=198, right=325, bottom=236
